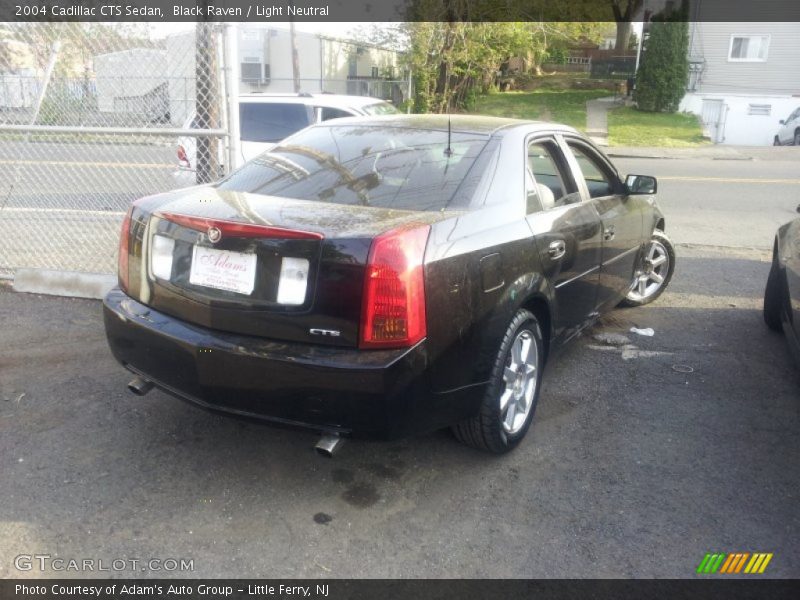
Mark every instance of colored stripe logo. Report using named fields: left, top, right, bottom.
left=696, top=552, right=773, bottom=574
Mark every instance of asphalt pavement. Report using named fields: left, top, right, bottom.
left=1, top=147, right=799, bottom=579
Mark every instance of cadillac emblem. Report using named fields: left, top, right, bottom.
left=207, top=226, right=222, bottom=243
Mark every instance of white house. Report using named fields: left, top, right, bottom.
left=88, top=26, right=405, bottom=127
left=680, top=21, right=800, bottom=145
left=163, top=26, right=406, bottom=126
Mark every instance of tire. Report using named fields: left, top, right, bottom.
left=452, top=310, right=544, bottom=454
left=764, top=244, right=784, bottom=332
left=620, top=230, right=675, bottom=307
left=773, top=136, right=781, bottom=146
left=794, top=131, right=800, bottom=146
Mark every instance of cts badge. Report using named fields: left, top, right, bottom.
left=310, top=328, right=341, bottom=337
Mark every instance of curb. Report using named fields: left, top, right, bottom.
left=606, top=151, right=755, bottom=161
left=13, top=268, right=116, bottom=300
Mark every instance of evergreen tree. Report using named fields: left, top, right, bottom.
left=634, top=11, right=689, bottom=113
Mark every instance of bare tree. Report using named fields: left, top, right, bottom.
left=610, top=0, right=644, bottom=51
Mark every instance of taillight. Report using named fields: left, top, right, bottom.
left=118, top=207, right=133, bottom=292
left=360, top=224, right=430, bottom=349
left=177, top=144, right=189, bottom=168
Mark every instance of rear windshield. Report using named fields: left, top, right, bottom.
left=361, top=102, right=400, bottom=116
left=239, top=102, right=310, bottom=142
left=217, top=125, right=491, bottom=211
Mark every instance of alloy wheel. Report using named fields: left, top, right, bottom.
left=499, top=329, right=538, bottom=434
left=628, top=239, right=670, bottom=303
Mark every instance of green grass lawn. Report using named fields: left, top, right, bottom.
left=607, top=107, right=709, bottom=147
left=469, top=89, right=610, bottom=130
left=469, top=89, right=709, bottom=147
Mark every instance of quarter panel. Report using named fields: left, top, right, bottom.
left=424, top=206, right=552, bottom=394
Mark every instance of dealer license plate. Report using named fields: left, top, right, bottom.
left=189, top=245, right=257, bottom=295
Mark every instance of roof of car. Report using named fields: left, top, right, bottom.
left=312, top=114, right=580, bottom=136
left=238, top=93, right=392, bottom=109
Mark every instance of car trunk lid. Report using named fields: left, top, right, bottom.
left=127, top=187, right=453, bottom=347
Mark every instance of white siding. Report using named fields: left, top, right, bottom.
left=688, top=22, right=800, bottom=95
left=681, top=92, right=799, bottom=145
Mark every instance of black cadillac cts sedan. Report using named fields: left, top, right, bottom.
left=104, top=115, right=674, bottom=454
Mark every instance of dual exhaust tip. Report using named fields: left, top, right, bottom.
left=315, top=433, right=345, bottom=458
left=127, top=377, right=346, bottom=457
left=127, top=377, right=154, bottom=396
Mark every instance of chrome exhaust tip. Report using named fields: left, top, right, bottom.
left=127, top=377, right=154, bottom=396
left=315, top=433, right=344, bottom=457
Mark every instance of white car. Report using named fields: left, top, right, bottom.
left=774, top=106, right=800, bottom=146
left=173, top=93, right=399, bottom=186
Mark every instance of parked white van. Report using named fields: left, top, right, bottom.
left=174, top=93, right=399, bottom=185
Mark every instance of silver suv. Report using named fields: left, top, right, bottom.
left=774, top=106, right=800, bottom=146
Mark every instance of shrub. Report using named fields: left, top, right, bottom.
left=634, top=18, right=689, bottom=113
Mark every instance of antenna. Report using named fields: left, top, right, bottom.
left=444, top=114, right=453, bottom=157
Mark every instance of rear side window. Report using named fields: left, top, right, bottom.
left=239, top=103, right=310, bottom=143
left=218, top=125, right=491, bottom=211
left=320, top=107, right=354, bottom=121
left=526, top=140, right=579, bottom=213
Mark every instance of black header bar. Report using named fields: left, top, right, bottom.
left=2, top=579, right=800, bottom=600
left=3, top=0, right=800, bottom=23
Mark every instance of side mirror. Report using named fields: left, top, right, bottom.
left=780, top=119, right=785, bottom=125
left=625, top=174, right=657, bottom=195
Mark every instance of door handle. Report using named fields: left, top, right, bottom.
left=604, top=226, right=616, bottom=241
left=548, top=240, right=566, bottom=260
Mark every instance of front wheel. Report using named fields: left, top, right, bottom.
left=452, top=310, right=544, bottom=454
left=620, top=230, right=675, bottom=307
left=773, top=136, right=781, bottom=146
left=794, top=131, right=800, bottom=146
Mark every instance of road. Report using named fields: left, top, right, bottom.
left=0, top=147, right=799, bottom=579
left=611, top=154, right=800, bottom=249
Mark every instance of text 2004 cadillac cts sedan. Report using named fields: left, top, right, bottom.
left=104, top=115, right=675, bottom=454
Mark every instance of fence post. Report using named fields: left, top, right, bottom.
left=195, top=21, right=220, bottom=184
left=223, top=23, right=240, bottom=174
left=31, top=40, right=61, bottom=125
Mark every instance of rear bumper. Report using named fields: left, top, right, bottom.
left=103, top=289, right=443, bottom=439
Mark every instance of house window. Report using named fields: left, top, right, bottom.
left=728, top=35, right=770, bottom=62
left=371, top=66, right=379, bottom=78
left=748, top=104, right=771, bottom=116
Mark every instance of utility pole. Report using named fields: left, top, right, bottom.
left=289, top=19, right=301, bottom=93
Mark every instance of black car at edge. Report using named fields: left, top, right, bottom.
left=104, top=115, right=675, bottom=453
left=764, top=205, right=800, bottom=367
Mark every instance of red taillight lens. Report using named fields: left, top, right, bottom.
left=118, top=208, right=133, bottom=292
left=177, top=144, right=189, bottom=168
left=155, top=212, right=324, bottom=240
left=360, top=224, right=430, bottom=349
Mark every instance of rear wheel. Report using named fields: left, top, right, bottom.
left=764, top=244, right=785, bottom=332
left=452, top=310, right=544, bottom=454
left=620, top=230, right=675, bottom=307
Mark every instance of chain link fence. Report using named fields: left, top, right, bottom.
left=0, top=22, right=230, bottom=277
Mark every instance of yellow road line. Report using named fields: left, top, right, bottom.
left=659, top=175, right=800, bottom=184
left=0, top=159, right=173, bottom=169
